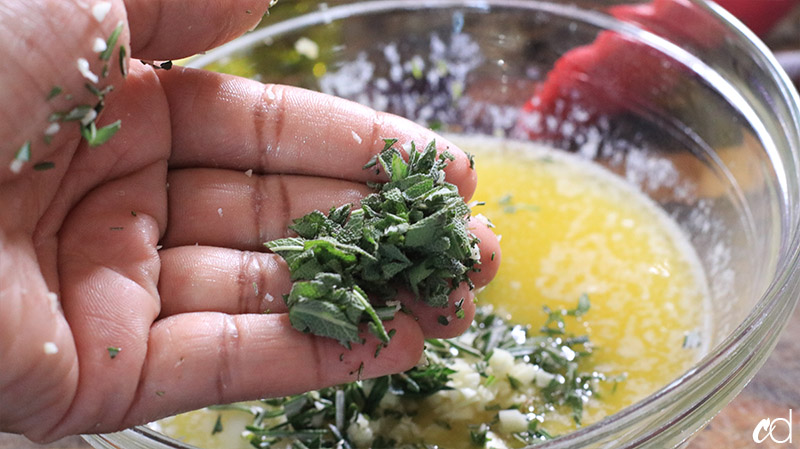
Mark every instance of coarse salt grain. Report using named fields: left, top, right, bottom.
left=244, top=169, right=253, bottom=177
left=80, top=109, right=98, bottom=126
left=351, top=130, right=362, bottom=144
left=44, top=122, right=60, bottom=136
left=43, top=342, right=59, bottom=355
left=217, top=208, right=223, bottom=217
left=77, top=58, right=99, bottom=83
left=93, top=37, right=108, bottom=53
left=92, top=1, right=112, bottom=22
left=46, top=292, right=59, bottom=314
left=9, top=159, right=24, bottom=174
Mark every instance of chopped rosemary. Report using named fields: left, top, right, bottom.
left=100, top=23, right=123, bottom=61
left=119, top=45, right=128, bottom=77
left=236, top=300, right=610, bottom=448
left=34, top=161, right=55, bottom=171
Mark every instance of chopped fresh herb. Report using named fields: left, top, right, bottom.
left=466, top=151, right=475, bottom=169
left=455, top=297, right=466, bottom=319
left=266, top=140, right=479, bottom=347
left=130, top=210, right=137, bottom=217
left=85, top=83, right=114, bottom=99
left=107, top=346, right=121, bottom=359
left=159, top=60, right=173, bottom=70
left=119, top=45, right=128, bottom=77
left=47, top=86, right=63, bottom=101
left=109, top=226, right=124, bottom=231
left=252, top=281, right=259, bottom=296
left=14, top=141, right=31, bottom=163
left=155, top=390, right=165, bottom=397
left=63, top=105, right=94, bottom=122
left=33, top=161, right=55, bottom=171
left=211, top=414, right=223, bottom=435
left=437, top=315, right=450, bottom=326
left=100, top=23, right=123, bottom=61
left=236, top=302, right=611, bottom=448
left=470, top=424, right=489, bottom=446
left=81, top=119, right=121, bottom=147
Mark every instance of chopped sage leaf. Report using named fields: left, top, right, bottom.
left=266, top=140, right=480, bottom=347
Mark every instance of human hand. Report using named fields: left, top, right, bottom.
left=0, top=0, right=500, bottom=442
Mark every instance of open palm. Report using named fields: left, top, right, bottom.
left=0, top=0, right=500, bottom=442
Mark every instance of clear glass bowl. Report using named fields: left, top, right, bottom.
left=84, top=0, right=800, bottom=448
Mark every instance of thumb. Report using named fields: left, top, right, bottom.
left=125, top=0, right=275, bottom=60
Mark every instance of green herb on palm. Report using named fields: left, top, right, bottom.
left=265, top=139, right=480, bottom=347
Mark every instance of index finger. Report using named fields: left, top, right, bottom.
left=158, top=68, right=477, bottom=200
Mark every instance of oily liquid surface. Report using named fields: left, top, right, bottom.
left=154, top=137, right=710, bottom=447
left=466, top=137, right=709, bottom=431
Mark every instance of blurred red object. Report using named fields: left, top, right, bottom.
left=515, top=0, right=799, bottom=141
left=715, top=0, right=798, bottom=36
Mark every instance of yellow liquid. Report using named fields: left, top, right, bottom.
left=465, top=137, right=709, bottom=433
left=154, top=137, right=710, bottom=448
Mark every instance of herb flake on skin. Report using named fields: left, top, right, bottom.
left=34, top=161, right=55, bottom=171
left=107, top=346, right=121, bottom=359
left=265, top=140, right=480, bottom=347
left=47, top=86, right=63, bottom=101
left=100, top=23, right=123, bottom=61
left=81, top=119, right=121, bottom=147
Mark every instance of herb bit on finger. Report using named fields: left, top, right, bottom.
left=265, top=139, right=482, bottom=347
